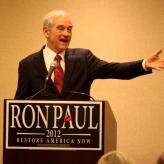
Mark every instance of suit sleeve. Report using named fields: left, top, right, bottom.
left=86, top=50, right=152, bottom=80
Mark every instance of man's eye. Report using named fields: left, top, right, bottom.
left=67, top=28, right=72, bottom=32
left=57, top=26, right=65, bottom=31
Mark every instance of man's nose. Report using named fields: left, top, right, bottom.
left=62, top=29, right=71, bottom=36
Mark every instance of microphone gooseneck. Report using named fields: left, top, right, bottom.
left=25, top=60, right=95, bottom=101
left=63, top=90, right=95, bottom=101
left=26, top=61, right=57, bottom=100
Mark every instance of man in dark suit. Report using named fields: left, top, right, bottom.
left=15, top=10, right=164, bottom=100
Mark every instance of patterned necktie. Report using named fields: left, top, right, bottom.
left=54, top=55, right=64, bottom=93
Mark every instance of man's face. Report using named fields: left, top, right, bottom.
left=43, top=15, right=73, bottom=53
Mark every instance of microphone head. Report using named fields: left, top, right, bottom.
left=50, top=60, right=57, bottom=68
left=45, top=61, right=58, bottom=82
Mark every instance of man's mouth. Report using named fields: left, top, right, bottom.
left=59, top=38, right=70, bottom=43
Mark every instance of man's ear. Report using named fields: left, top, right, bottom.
left=43, top=26, right=50, bottom=38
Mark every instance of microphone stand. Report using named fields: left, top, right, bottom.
left=63, top=90, right=95, bottom=101
left=26, top=79, right=48, bottom=100
left=26, top=61, right=57, bottom=100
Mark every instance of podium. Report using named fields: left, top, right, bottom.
left=3, top=100, right=117, bottom=164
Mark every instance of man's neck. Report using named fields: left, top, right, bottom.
left=46, top=44, right=63, bottom=54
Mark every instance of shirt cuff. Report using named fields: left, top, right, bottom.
left=142, top=59, right=150, bottom=71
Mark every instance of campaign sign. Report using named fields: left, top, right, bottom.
left=4, top=100, right=103, bottom=151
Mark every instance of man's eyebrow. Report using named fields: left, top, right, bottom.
left=57, top=25, right=73, bottom=28
left=57, top=25, right=64, bottom=28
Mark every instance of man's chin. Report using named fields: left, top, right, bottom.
left=60, top=44, right=69, bottom=49
left=58, top=46, right=69, bottom=53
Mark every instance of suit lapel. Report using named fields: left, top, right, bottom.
left=62, top=49, right=75, bottom=91
left=33, top=48, right=47, bottom=79
left=33, top=47, right=58, bottom=93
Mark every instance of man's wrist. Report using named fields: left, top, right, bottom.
left=142, top=59, right=151, bottom=71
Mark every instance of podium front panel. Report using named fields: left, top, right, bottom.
left=3, top=100, right=116, bottom=164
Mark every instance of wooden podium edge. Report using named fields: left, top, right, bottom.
left=104, top=101, right=117, bottom=153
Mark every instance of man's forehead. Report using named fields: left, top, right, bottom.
left=52, top=16, right=73, bottom=27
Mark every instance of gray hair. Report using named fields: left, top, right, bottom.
left=97, top=151, right=135, bottom=164
left=43, top=10, right=69, bottom=29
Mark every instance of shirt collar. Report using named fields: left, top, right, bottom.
left=44, top=46, right=65, bottom=61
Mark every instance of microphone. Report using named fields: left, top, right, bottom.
left=26, top=61, right=57, bottom=100
left=45, top=61, right=58, bottom=83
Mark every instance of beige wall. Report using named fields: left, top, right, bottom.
left=0, top=0, right=164, bottom=163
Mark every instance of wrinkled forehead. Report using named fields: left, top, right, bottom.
left=52, top=15, right=73, bottom=27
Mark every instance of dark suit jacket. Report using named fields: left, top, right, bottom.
left=14, top=46, right=151, bottom=100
